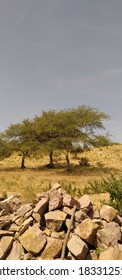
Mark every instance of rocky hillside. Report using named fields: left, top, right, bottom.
left=0, top=183, right=122, bottom=260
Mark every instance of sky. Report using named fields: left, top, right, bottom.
left=0, top=0, right=122, bottom=143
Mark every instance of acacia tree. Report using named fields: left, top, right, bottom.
left=2, top=105, right=110, bottom=169
left=2, top=119, right=40, bottom=169
left=32, top=106, right=110, bottom=168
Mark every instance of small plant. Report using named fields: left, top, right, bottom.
left=79, top=157, right=90, bottom=167
left=96, top=247, right=103, bottom=256
left=2, top=191, right=8, bottom=199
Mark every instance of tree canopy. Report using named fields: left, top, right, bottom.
left=1, top=105, right=110, bottom=168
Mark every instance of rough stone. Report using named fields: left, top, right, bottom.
left=114, top=214, right=122, bottom=226
left=16, top=204, right=32, bottom=217
left=19, top=226, right=47, bottom=255
left=100, top=205, right=117, bottom=222
left=49, top=189, right=62, bottom=211
left=6, top=240, right=25, bottom=260
left=88, top=205, right=100, bottom=219
left=15, top=216, right=24, bottom=226
left=51, top=183, right=61, bottom=190
left=94, top=222, right=121, bottom=249
left=19, top=217, right=33, bottom=235
left=8, top=224, right=21, bottom=232
left=0, top=229, right=14, bottom=236
left=32, top=212, right=41, bottom=223
left=45, top=210, right=67, bottom=231
left=74, top=210, right=89, bottom=222
left=24, top=210, right=33, bottom=219
left=36, top=192, right=49, bottom=200
left=63, top=194, right=80, bottom=209
left=65, top=218, right=76, bottom=230
left=74, top=219, right=99, bottom=244
left=67, top=234, right=88, bottom=259
left=63, top=206, right=73, bottom=216
left=0, top=236, right=14, bottom=259
left=0, top=184, right=122, bottom=260
left=40, top=238, right=62, bottom=259
left=51, top=231, right=65, bottom=239
left=0, top=196, right=21, bottom=214
left=33, top=198, right=48, bottom=217
left=78, top=195, right=93, bottom=212
left=43, top=228, right=51, bottom=236
left=99, top=246, right=122, bottom=260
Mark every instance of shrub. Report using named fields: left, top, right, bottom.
left=60, top=182, right=83, bottom=198
left=79, top=157, right=90, bottom=167
left=83, top=173, right=122, bottom=212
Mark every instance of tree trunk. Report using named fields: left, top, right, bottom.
left=48, top=151, right=54, bottom=168
left=65, top=150, right=70, bottom=169
left=21, top=155, right=26, bottom=169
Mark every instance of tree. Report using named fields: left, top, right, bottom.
left=32, top=106, right=110, bottom=168
left=2, top=119, right=40, bottom=169
left=0, top=137, right=12, bottom=160
left=2, top=105, right=110, bottom=169
left=89, top=134, right=112, bottom=147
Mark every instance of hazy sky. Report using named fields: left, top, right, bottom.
left=0, top=0, right=122, bottom=142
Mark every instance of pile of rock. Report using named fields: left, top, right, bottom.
left=0, top=183, right=122, bottom=260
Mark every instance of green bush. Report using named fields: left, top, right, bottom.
left=79, top=157, right=90, bottom=167
left=83, top=173, right=122, bottom=212
left=61, top=182, right=83, bottom=198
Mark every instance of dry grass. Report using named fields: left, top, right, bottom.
left=0, top=144, right=122, bottom=204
